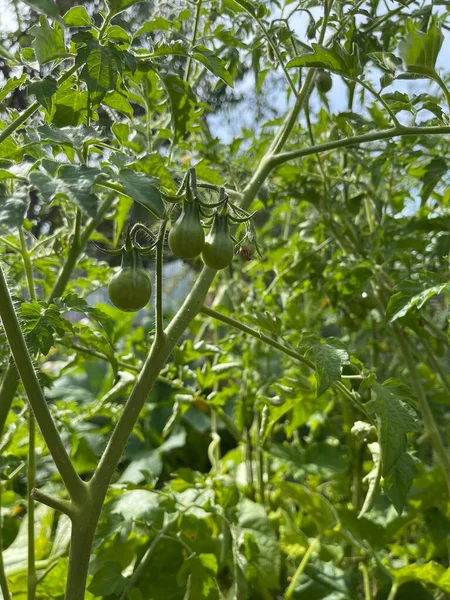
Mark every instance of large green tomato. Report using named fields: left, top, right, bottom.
left=202, top=213, right=234, bottom=270
left=168, top=200, right=205, bottom=259
left=108, top=250, right=152, bottom=312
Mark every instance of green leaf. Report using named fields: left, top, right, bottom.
left=52, top=90, right=89, bottom=127
left=106, top=0, right=144, bottom=17
left=387, top=277, right=449, bottom=322
left=419, top=157, right=447, bottom=204
left=236, top=499, right=280, bottom=589
left=384, top=452, right=417, bottom=515
left=287, top=43, right=362, bottom=77
left=372, top=381, right=417, bottom=476
left=391, top=562, right=450, bottom=594
left=118, top=449, right=163, bottom=484
left=105, top=25, right=131, bottom=45
left=110, top=490, right=164, bottom=527
left=18, top=300, right=73, bottom=354
left=87, top=562, right=126, bottom=596
left=149, top=40, right=189, bottom=58
left=59, top=293, right=114, bottom=336
left=102, top=90, right=134, bottom=118
left=177, top=553, right=218, bottom=599
left=64, top=6, right=92, bottom=26
left=28, top=76, right=58, bottom=111
left=398, top=18, right=444, bottom=73
left=78, top=43, right=123, bottom=94
left=29, top=16, right=67, bottom=65
left=279, top=482, right=338, bottom=532
left=0, top=187, right=29, bottom=229
left=24, top=0, right=63, bottom=22
left=191, top=45, right=234, bottom=87
left=0, top=74, right=27, bottom=103
left=134, top=17, right=172, bottom=37
left=38, top=124, right=104, bottom=150
left=300, top=335, right=349, bottom=397
left=223, top=0, right=258, bottom=16
left=160, top=74, right=197, bottom=141
left=127, top=153, right=174, bottom=189
left=118, top=168, right=165, bottom=218
left=30, top=165, right=100, bottom=217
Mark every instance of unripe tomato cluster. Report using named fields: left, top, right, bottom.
left=102, top=170, right=260, bottom=312
left=168, top=200, right=235, bottom=271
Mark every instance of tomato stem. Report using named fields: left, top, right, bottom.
left=155, top=219, right=167, bottom=341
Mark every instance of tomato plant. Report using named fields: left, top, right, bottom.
left=0, top=1, right=449, bottom=600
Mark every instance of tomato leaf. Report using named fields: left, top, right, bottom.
left=30, top=165, right=100, bottom=217
left=28, top=76, right=58, bottom=112
left=64, top=6, right=92, bottom=27
left=159, top=74, right=197, bottom=142
left=29, top=16, right=68, bottom=65
left=118, top=168, right=165, bottom=218
left=87, top=562, right=126, bottom=596
left=77, top=43, right=123, bottom=94
left=0, top=74, right=27, bottom=103
left=398, top=17, right=444, bottom=73
left=419, top=157, right=447, bottom=204
left=387, top=276, right=449, bottom=322
left=191, top=45, right=234, bottom=87
left=287, top=43, right=362, bottom=77
left=0, top=186, right=29, bottom=229
left=106, top=0, right=144, bottom=18
left=391, top=562, right=450, bottom=594
left=24, top=0, right=63, bottom=23
left=300, top=335, right=349, bottom=397
left=372, top=381, right=417, bottom=476
left=177, top=553, right=218, bottom=599
left=384, top=452, right=417, bottom=515
left=236, top=499, right=281, bottom=589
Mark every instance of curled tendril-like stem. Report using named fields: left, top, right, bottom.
left=93, top=243, right=123, bottom=257
left=94, top=222, right=160, bottom=257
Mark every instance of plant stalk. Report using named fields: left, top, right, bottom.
left=0, top=263, right=86, bottom=504
left=285, top=537, right=320, bottom=599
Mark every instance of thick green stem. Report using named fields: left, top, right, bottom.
left=272, top=125, right=450, bottom=168
left=65, top=505, right=101, bottom=600
left=27, top=412, right=36, bottom=600
left=61, top=267, right=217, bottom=597
left=155, top=220, right=167, bottom=342
left=0, top=263, right=86, bottom=503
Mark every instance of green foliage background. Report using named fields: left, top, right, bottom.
left=0, top=0, right=449, bottom=599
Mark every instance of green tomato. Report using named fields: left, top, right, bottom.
left=202, top=213, right=234, bottom=270
left=168, top=200, right=205, bottom=259
left=316, top=70, right=332, bottom=93
left=108, top=250, right=152, bottom=312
